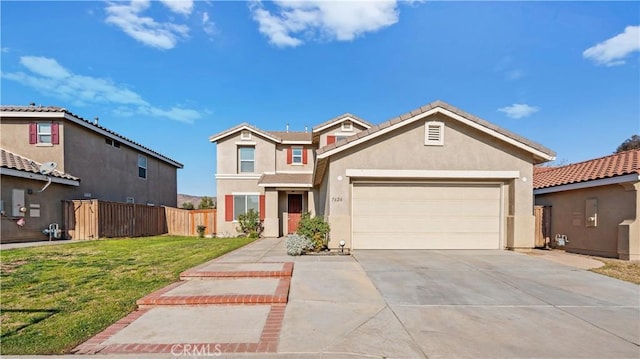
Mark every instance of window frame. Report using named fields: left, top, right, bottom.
left=233, top=194, right=260, bottom=221
left=292, top=147, right=303, bottom=164
left=37, top=123, right=52, bottom=144
left=138, top=155, right=148, bottom=179
left=238, top=146, right=255, bottom=173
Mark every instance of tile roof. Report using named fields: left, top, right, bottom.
left=258, top=173, right=313, bottom=187
left=312, top=113, right=373, bottom=132
left=1, top=148, right=80, bottom=181
left=316, top=100, right=556, bottom=159
left=534, top=149, right=640, bottom=189
left=267, top=131, right=312, bottom=142
left=1, top=105, right=183, bottom=168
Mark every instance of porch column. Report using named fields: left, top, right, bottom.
left=307, top=190, right=316, bottom=216
left=263, top=188, right=279, bottom=237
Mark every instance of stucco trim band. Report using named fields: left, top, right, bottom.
left=345, top=169, right=520, bottom=179
left=533, top=174, right=640, bottom=195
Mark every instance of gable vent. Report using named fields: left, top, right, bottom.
left=425, top=121, right=444, bottom=146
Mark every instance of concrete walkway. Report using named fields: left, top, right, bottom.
left=6, top=238, right=639, bottom=358
left=0, top=239, right=74, bottom=250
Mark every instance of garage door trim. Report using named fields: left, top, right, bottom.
left=350, top=180, right=505, bottom=250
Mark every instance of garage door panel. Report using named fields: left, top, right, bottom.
left=353, top=200, right=499, bottom=216
left=352, top=183, right=501, bottom=250
left=352, top=215, right=499, bottom=233
left=354, top=233, right=500, bottom=250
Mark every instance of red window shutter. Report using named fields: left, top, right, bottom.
left=225, top=195, right=234, bottom=222
left=302, top=148, right=308, bottom=164
left=327, top=135, right=336, bottom=145
left=286, top=147, right=292, bottom=164
left=51, top=122, right=59, bottom=144
left=259, top=195, right=265, bottom=221
left=29, top=123, right=37, bottom=144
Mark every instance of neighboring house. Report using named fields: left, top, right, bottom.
left=0, top=105, right=183, bottom=243
left=534, top=150, right=639, bottom=260
left=210, top=100, right=556, bottom=250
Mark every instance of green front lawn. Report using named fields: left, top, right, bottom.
left=0, top=235, right=255, bottom=355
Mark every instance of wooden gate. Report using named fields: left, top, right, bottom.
left=534, top=205, right=552, bottom=248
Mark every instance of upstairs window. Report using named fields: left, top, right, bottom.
left=292, top=147, right=303, bottom=164
left=424, top=121, right=444, bottom=146
left=29, top=122, right=59, bottom=145
left=138, top=155, right=147, bottom=179
left=238, top=146, right=255, bottom=173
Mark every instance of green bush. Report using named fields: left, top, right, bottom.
left=285, top=233, right=315, bottom=256
left=296, top=212, right=330, bottom=251
left=237, top=209, right=263, bottom=239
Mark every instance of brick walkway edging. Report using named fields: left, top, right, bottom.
left=72, top=261, right=294, bottom=355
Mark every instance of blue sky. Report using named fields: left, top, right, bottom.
left=2, top=1, right=639, bottom=196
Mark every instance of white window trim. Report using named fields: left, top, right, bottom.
left=231, top=193, right=260, bottom=221
left=138, top=155, right=148, bottom=179
left=292, top=147, right=303, bottom=165
left=37, top=122, right=52, bottom=144
left=238, top=146, right=256, bottom=173
left=341, top=122, right=353, bottom=131
left=424, top=121, right=444, bottom=146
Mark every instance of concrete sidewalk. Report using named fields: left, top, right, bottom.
left=0, top=239, right=74, bottom=250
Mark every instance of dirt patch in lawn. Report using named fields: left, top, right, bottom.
left=590, top=259, right=640, bottom=285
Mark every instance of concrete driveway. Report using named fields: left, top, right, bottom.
left=350, top=250, right=640, bottom=359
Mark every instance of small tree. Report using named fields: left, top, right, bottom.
left=198, top=196, right=215, bottom=209
left=237, top=209, right=263, bottom=238
left=616, top=135, right=640, bottom=153
left=296, top=212, right=330, bottom=252
left=182, top=202, right=195, bottom=210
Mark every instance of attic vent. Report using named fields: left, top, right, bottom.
left=424, top=121, right=444, bottom=146
left=240, top=130, right=251, bottom=140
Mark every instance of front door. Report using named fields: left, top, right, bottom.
left=287, top=194, right=303, bottom=234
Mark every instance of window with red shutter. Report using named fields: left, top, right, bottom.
left=51, top=123, right=59, bottom=144
left=327, top=135, right=336, bottom=145
left=29, top=123, right=37, bottom=144
left=302, top=148, right=308, bottom=164
left=259, top=195, right=265, bottom=221
left=287, top=147, right=292, bottom=164
left=225, top=195, right=233, bottom=222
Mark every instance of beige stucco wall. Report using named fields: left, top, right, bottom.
left=1, top=176, right=75, bottom=243
left=275, top=144, right=314, bottom=172
left=535, top=182, right=639, bottom=260
left=323, top=114, right=536, bottom=249
left=216, top=178, right=263, bottom=236
left=317, top=122, right=368, bottom=148
left=0, top=118, right=66, bottom=171
left=216, top=132, right=276, bottom=175
left=63, top=124, right=178, bottom=206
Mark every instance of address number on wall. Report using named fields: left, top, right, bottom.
left=331, top=197, right=343, bottom=202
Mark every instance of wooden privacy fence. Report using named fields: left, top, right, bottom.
left=165, top=207, right=217, bottom=236
left=62, top=200, right=216, bottom=240
left=534, top=205, right=552, bottom=248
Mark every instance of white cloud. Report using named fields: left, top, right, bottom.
left=2, top=56, right=201, bottom=123
left=583, top=25, right=640, bottom=67
left=105, top=0, right=189, bottom=50
left=498, top=103, right=539, bottom=119
left=249, top=0, right=400, bottom=47
left=202, top=11, right=215, bottom=36
left=159, top=0, right=194, bottom=16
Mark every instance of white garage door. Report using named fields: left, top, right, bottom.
left=352, top=183, right=501, bottom=249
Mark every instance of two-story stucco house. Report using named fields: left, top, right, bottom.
left=210, top=100, right=556, bottom=250
left=0, top=105, right=183, bottom=243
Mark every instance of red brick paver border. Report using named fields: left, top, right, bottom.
left=180, top=262, right=294, bottom=279
left=136, top=277, right=291, bottom=307
left=74, top=305, right=286, bottom=354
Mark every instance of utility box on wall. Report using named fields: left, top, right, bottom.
left=585, top=198, right=598, bottom=227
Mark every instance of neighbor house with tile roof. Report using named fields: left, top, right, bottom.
left=210, top=100, right=556, bottom=251
left=534, top=149, right=640, bottom=260
left=0, top=105, right=183, bottom=243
